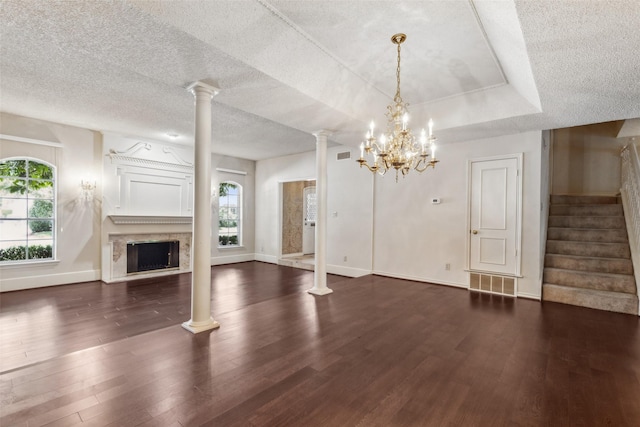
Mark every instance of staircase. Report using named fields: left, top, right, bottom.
left=543, top=195, right=638, bottom=315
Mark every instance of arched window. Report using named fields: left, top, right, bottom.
left=0, top=158, right=55, bottom=263
left=218, top=181, right=241, bottom=247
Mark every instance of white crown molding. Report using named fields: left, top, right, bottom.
left=108, top=141, right=151, bottom=157
left=163, top=146, right=193, bottom=166
left=0, top=133, right=63, bottom=148
left=107, top=141, right=193, bottom=172
left=216, top=167, right=247, bottom=176
left=108, top=155, right=194, bottom=173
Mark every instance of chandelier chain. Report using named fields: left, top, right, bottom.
left=394, top=40, right=403, bottom=104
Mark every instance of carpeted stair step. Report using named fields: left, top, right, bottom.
left=549, top=204, right=623, bottom=216
left=546, top=240, right=631, bottom=259
left=550, top=195, right=620, bottom=205
left=543, top=267, right=636, bottom=294
left=544, top=194, right=637, bottom=316
left=547, top=227, right=628, bottom=243
left=545, top=254, right=634, bottom=275
left=543, top=284, right=638, bottom=315
left=548, top=215, right=626, bottom=229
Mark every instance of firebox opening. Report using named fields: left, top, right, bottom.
left=127, top=240, right=179, bottom=275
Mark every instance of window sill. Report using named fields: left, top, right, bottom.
left=0, top=259, right=60, bottom=268
left=217, top=245, right=245, bottom=250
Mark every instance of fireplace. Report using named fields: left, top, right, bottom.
left=127, top=240, right=179, bottom=274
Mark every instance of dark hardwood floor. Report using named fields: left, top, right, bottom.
left=1, top=261, right=640, bottom=426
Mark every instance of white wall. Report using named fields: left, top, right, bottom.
left=1, top=113, right=102, bottom=291
left=255, top=145, right=374, bottom=276
left=552, top=122, right=625, bottom=195
left=255, top=150, right=315, bottom=263
left=372, top=131, right=544, bottom=299
left=326, top=146, right=374, bottom=276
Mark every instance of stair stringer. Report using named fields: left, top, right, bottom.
left=620, top=143, right=640, bottom=316
left=620, top=190, right=640, bottom=316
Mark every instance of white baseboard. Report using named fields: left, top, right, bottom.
left=210, top=253, right=255, bottom=266
left=1, top=269, right=101, bottom=292
left=104, top=268, right=189, bottom=284
left=517, top=292, right=542, bottom=301
left=254, top=253, right=278, bottom=264
left=372, top=270, right=467, bottom=289
left=281, top=252, right=303, bottom=258
left=327, top=264, right=371, bottom=278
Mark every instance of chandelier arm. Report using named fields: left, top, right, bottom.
left=381, top=156, right=391, bottom=170
left=357, top=159, right=379, bottom=173
left=414, top=157, right=438, bottom=173
left=414, top=163, right=430, bottom=173
left=369, top=141, right=386, bottom=153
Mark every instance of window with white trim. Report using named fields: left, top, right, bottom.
left=218, top=181, right=241, bottom=247
left=0, top=158, right=55, bottom=263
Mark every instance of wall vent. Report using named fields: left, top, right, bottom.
left=469, top=272, right=516, bottom=296
left=337, top=151, right=351, bottom=160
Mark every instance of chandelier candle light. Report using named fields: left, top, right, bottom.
left=357, top=33, right=439, bottom=182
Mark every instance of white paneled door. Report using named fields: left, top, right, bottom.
left=468, top=155, right=522, bottom=276
left=302, top=186, right=316, bottom=255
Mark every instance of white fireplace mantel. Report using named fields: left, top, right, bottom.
left=109, top=215, right=192, bottom=225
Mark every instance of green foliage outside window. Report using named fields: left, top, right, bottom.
left=0, top=160, right=53, bottom=194
left=29, top=199, right=53, bottom=233
left=0, top=244, right=52, bottom=261
left=218, top=219, right=237, bottom=228
left=218, top=181, right=240, bottom=246
left=0, top=158, right=55, bottom=262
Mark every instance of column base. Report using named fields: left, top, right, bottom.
left=307, top=287, right=334, bottom=296
left=181, top=317, right=221, bottom=334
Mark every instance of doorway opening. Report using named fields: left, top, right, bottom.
left=279, top=180, right=316, bottom=271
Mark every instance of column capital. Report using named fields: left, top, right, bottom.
left=186, top=81, right=220, bottom=98
left=312, top=129, right=333, bottom=139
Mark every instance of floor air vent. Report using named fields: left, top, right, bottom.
left=469, top=272, right=516, bottom=296
left=337, top=151, right=351, bottom=160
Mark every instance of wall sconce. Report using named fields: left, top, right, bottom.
left=81, top=179, right=96, bottom=201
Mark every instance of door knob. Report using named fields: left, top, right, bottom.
left=472, top=230, right=478, bottom=234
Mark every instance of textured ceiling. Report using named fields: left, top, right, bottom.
left=1, top=0, right=639, bottom=161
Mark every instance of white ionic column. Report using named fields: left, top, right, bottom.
left=308, top=130, right=333, bottom=296
left=182, top=81, right=221, bottom=334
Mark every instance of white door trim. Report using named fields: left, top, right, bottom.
left=465, top=153, right=523, bottom=277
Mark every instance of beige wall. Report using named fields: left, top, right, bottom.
left=1, top=113, right=103, bottom=291
left=1, top=113, right=258, bottom=291
left=552, top=122, right=626, bottom=195
left=211, top=154, right=257, bottom=263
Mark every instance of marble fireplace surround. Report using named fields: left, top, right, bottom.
left=106, top=215, right=192, bottom=283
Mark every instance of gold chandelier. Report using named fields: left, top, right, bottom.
left=357, top=33, right=438, bottom=182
